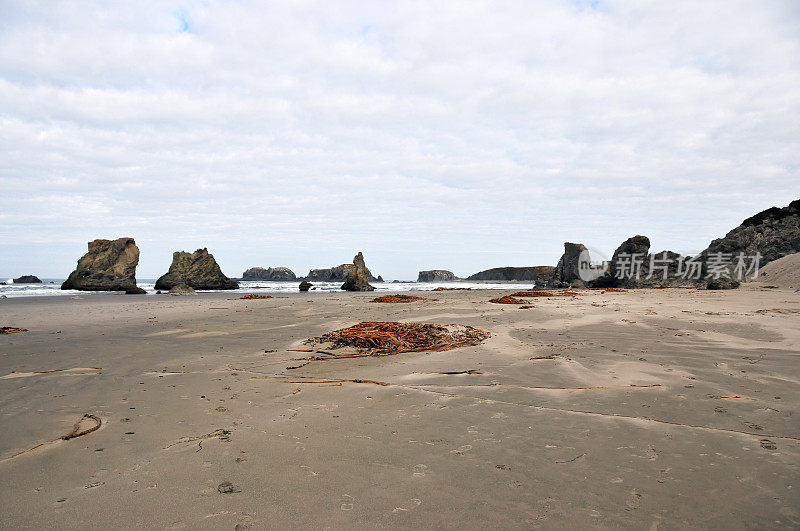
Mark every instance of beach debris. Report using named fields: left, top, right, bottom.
left=239, top=294, right=272, bottom=299
left=511, top=290, right=581, bottom=298
left=555, top=453, right=585, bottom=464
left=218, top=481, right=242, bottom=494
left=370, top=294, right=426, bottom=303
left=0, top=327, right=28, bottom=334
left=3, top=413, right=102, bottom=461
left=62, top=413, right=102, bottom=440
left=252, top=375, right=390, bottom=386
left=305, top=321, right=490, bottom=358
left=437, top=369, right=481, bottom=375
left=759, top=439, right=777, bottom=450
left=164, top=428, right=231, bottom=450
left=489, top=296, right=528, bottom=305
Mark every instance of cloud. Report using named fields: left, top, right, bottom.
left=0, top=0, right=798, bottom=278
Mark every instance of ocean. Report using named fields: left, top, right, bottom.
left=0, top=279, right=531, bottom=298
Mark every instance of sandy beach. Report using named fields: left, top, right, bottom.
left=1, top=287, right=798, bottom=529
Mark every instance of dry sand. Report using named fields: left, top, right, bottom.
left=1, top=287, right=798, bottom=529
left=754, top=252, right=800, bottom=290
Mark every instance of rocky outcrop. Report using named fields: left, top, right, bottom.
left=242, top=267, right=296, bottom=281
left=62, top=238, right=143, bottom=292
left=592, top=236, right=733, bottom=289
left=154, top=249, right=239, bottom=290
left=467, top=266, right=554, bottom=284
left=609, top=235, right=651, bottom=281
left=701, top=199, right=800, bottom=265
left=305, top=263, right=381, bottom=283
left=341, top=252, right=375, bottom=291
left=168, top=284, right=197, bottom=296
left=13, top=275, right=41, bottom=283
left=299, top=281, right=312, bottom=292
left=417, top=270, right=458, bottom=282
left=552, top=242, right=589, bottom=288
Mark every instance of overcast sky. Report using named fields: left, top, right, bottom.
left=1, top=1, right=798, bottom=280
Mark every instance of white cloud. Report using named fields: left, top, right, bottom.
left=0, top=0, right=798, bottom=279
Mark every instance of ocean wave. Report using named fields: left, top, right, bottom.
left=0, top=279, right=534, bottom=298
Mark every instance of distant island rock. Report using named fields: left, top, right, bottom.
left=305, top=262, right=382, bottom=283
left=242, top=266, right=297, bottom=281
left=341, top=252, right=375, bottom=291
left=417, top=270, right=458, bottom=282
left=154, top=248, right=239, bottom=290
left=467, top=266, right=554, bottom=284
left=13, top=275, right=42, bottom=283
left=61, top=237, right=145, bottom=293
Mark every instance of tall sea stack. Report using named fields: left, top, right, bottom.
left=61, top=237, right=145, bottom=293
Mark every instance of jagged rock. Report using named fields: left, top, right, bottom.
left=552, top=242, right=589, bottom=288
left=341, top=252, right=375, bottom=291
left=305, top=263, right=380, bottom=283
left=154, top=249, right=239, bottom=290
left=417, top=270, right=458, bottom=282
left=467, top=266, right=554, bottom=284
left=168, top=284, right=196, bottom=296
left=609, top=235, right=651, bottom=280
left=701, top=199, right=800, bottom=265
left=61, top=238, right=142, bottom=292
left=13, top=275, right=41, bottom=283
left=299, top=281, right=312, bottom=292
left=242, top=267, right=297, bottom=281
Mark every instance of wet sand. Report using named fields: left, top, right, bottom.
left=1, top=287, right=798, bottom=529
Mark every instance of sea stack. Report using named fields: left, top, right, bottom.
left=154, top=248, right=239, bottom=290
left=341, top=252, right=375, bottom=291
left=551, top=242, right=589, bottom=288
left=61, top=237, right=146, bottom=293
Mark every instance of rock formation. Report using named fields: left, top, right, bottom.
left=168, top=284, right=197, bottom=296
left=341, top=252, right=375, bottom=291
left=551, top=242, right=590, bottom=288
left=305, top=263, right=381, bottom=283
left=299, top=281, right=312, bottom=292
left=61, top=238, right=145, bottom=293
left=242, top=266, right=297, bottom=281
left=417, top=270, right=458, bottom=282
left=154, top=249, right=239, bottom=290
left=467, top=266, right=554, bottom=284
left=13, top=275, right=41, bottom=283
left=700, top=199, right=800, bottom=265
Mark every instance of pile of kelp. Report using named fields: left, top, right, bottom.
left=0, top=327, right=27, bottom=334
left=370, top=295, right=426, bottom=303
left=306, top=321, right=490, bottom=359
left=239, top=294, right=273, bottom=300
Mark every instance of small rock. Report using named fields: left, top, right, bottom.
left=218, top=481, right=241, bottom=494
